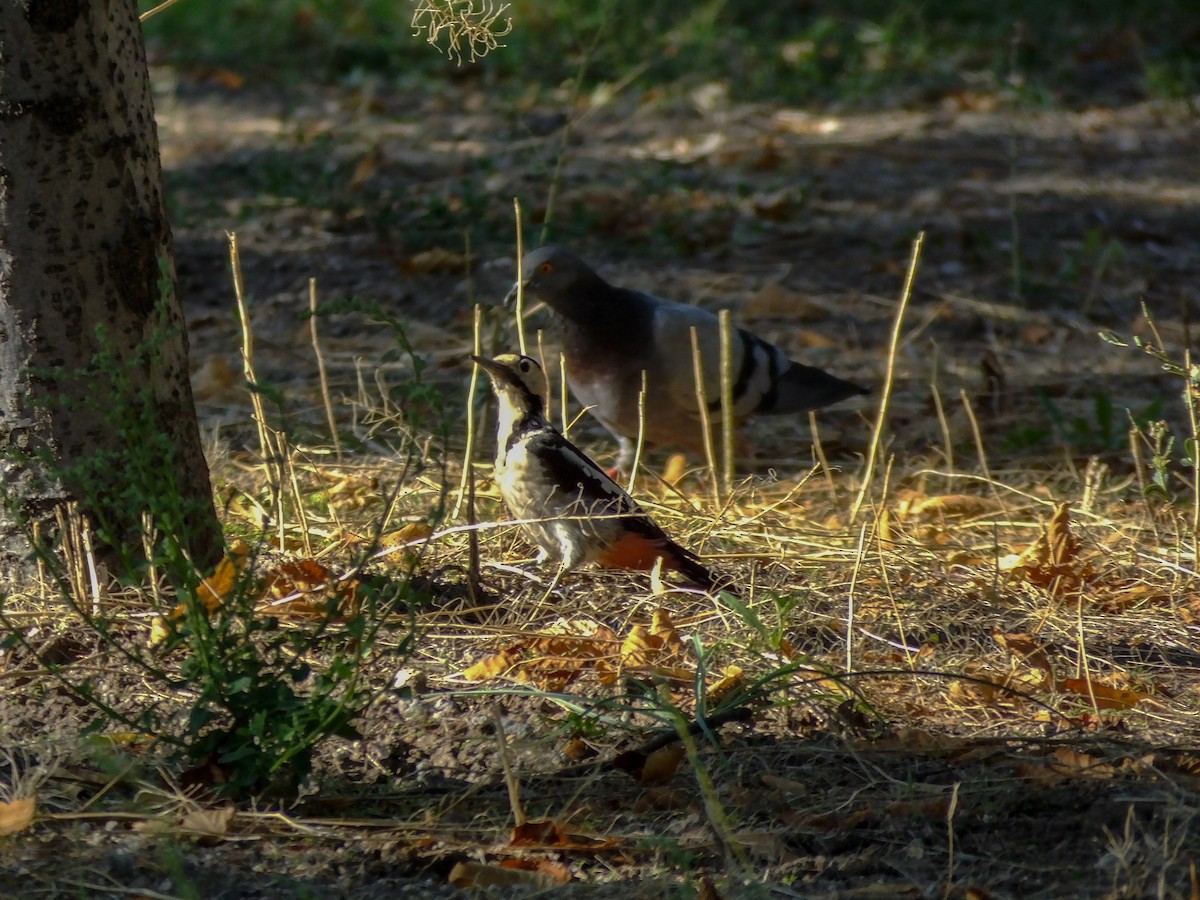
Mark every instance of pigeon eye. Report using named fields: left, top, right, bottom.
left=539, top=262, right=553, bottom=274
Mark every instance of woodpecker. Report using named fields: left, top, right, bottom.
left=472, top=353, right=732, bottom=595
left=506, top=245, right=868, bottom=469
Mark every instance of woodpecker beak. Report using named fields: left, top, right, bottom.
left=469, top=354, right=505, bottom=377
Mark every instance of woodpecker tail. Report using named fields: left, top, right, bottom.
left=599, top=528, right=738, bottom=596
left=665, top=544, right=739, bottom=597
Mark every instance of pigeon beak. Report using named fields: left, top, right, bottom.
left=502, top=280, right=521, bottom=307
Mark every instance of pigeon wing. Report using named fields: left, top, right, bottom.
left=646, top=294, right=788, bottom=421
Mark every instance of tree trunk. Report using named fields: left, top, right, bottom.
left=0, top=0, right=222, bottom=586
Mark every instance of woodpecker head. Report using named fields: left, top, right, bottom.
left=503, top=246, right=607, bottom=316
left=470, top=353, right=549, bottom=417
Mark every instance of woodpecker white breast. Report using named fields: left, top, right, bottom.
left=471, top=353, right=728, bottom=592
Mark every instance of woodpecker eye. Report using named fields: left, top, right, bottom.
left=519, top=359, right=533, bottom=373
left=539, top=262, right=553, bottom=274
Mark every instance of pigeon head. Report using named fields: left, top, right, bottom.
left=470, top=353, right=548, bottom=414
left=506, top=246, right=610, bottom=318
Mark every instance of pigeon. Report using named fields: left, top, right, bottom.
left=507, top=245, right=868, bottom=469
left=472, top=352, right=733, bottom=596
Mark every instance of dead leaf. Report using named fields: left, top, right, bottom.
left=194, top=67, right=245, bottom=89
left=1015, top=760, right=1065, bottom=785
left=561, top=737, right=594, bottom=762
left=462, top=614, right=699, bottom=689
left=662, top=452, right=688, bottom=485
left=793, top=329, right=837, bottom=349
left=148, top=615, right=172, bottom=648
left=509, top=819, right=615, bottom=851
left=780, top=807, right=871, bottom=831
left=760, top=773, right=808, bottom=797
left=740, top=282, right=829, bottom=321
left=178, top=805, right=235, bottom=844
left=1000, top=502, right=1093, bottom=595
left=1055, top=678, right=1155, bottom=710
left=349, top=146, right=383, bottom=189
left=1090, top=580, right=1171, bottom=613
left=0, top=796, right=35, bottom=836
left=190, top=354, right=239, bottom=402
left=263, top=558, right=357, bottom=620
left=698, top=874, right=724, bottom=900
left=379, top=521, right=433, bottom=549
left=898, top=493, right=1003, bottom=521
left=886, top=796, right=953, bottom=820
left=748, top=189, right=794, bottom=220
left=448, top=860, right=569, bottom=889
left=651, top=608, right=684, bottom=651
left=993, top=631, right=1055, bottom=681
left=404, top=247, right=467, bottom=275
left=462, top=647, right=525, bottom=682
left=1047, top=747, right=1116, bottom=778
left=708, top=665, right=744, bottom=702
left=734, top=829, right=797, bottom=863
left=171, top=540, right=251, bottom=619
left=509, top=819, right=566, bottom=846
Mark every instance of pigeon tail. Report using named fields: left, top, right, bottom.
left=758, top=362, right=869, bottom=416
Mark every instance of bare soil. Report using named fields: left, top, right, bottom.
left=3, top=71, right=1200, bottom=899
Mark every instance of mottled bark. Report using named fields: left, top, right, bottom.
left=0, top=0, right=222, bottom=585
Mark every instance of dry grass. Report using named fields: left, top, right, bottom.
left=6, top=259, right=1199, bottom=894
left=5, top=82, right=1200, bottom=896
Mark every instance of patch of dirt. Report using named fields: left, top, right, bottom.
left=4, top=70, right=1200, bottom=898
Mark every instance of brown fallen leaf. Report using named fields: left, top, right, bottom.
left=898, top=493, right=1003, bottom=521
left=448, top=860, right=569, bottom=890
left=190, top=354, right=240, bottom=403
left=793, top=328, right=837, bottom=349
left=171, top=540, right=251, bottom=620
left=1000, top=502, right=1094, bottom=595
left=886, top=795, right=953, bottom=820
left=178, top=805, right=236, bottom=845
left=734, top=829, right=798, bottom=863
left=1048, top=746, right=1116, bottom=778
left=760, top=773, right=809, bottom=798
left=708, top=665, right=744, bottom=703
left=263, top=558, right=358, bottom=620
left=0, top=796, right=35, bottom=836
left=404, top=247, right=468, bottom=275
left=379, top=521, right=433, bottom=550
left=1055, top=678, right=1155, bottom=710
left=993, top=630, right=1055, bottom=681
left=349, top=146, right=383, bottom=189
left=740, top=282, right=828, bottom=321
left=193, top=67, right=245, bottom=89
left=561, top=737, right=594, bottom=762
left=509, top=819, right=615, bottom=851
left=461, top=647, right=524, bottom=682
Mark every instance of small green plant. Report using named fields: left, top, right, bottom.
left=1101, top=314, right=1200, bottom=515
left=0, top=293, right=432, bottom=798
